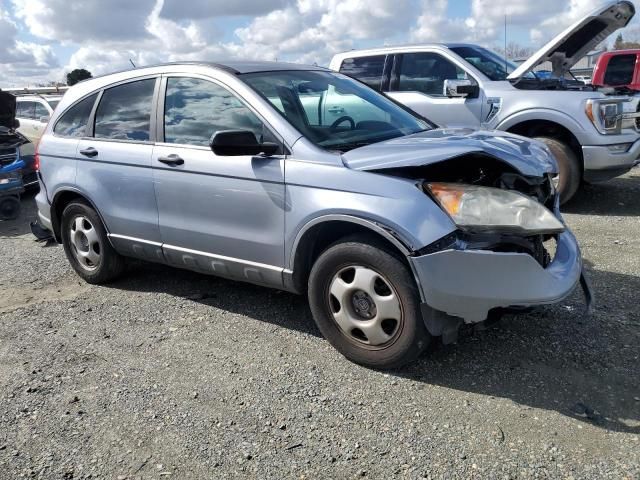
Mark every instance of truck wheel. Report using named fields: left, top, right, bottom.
left=533, top=136, right=581, bottom=204
left=0, top=195, right=21, bottom=220
left=60, top=200, right=125, bottom=284
left=308, top=235, right=431, bottom=369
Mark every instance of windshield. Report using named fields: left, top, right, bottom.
left=47, top=100, right=60, bottom=110
left=241, top=70, right=431, bottom=151
left=450, top=46, right=535, bottom=81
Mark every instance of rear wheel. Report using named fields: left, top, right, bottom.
left=308, top=235, right=430, bottom=369
left=60, top=201, right=125, bottom=284
left=533, top=136, right=581, bottom=204
left=0, top=195, right=21, bottom=220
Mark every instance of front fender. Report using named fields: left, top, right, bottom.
left=495, top=108, right=588, bottom=144
left=283, top=159, right=457, bottom=270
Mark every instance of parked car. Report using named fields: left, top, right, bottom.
left=574, top=75, right=592, bottom=85
left=0, top=91, right=38, bottom=190
left=330, top=1, right=638, bottom=203
left=33, top=61, right=588, bottom=368
left=15, top=94, right=62, bottom=142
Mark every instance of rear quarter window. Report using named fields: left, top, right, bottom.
left=339, top=55, right=386, bottom=90
left=53, top=93, right=98, bottom=138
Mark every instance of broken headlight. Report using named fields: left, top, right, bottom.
left=426, top=183, right=565, bottom=235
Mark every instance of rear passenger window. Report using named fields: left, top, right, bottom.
left=17, top=101, right=36, bottom=119
left=35, top=103, right=49, bottom=119
left=339, top=56, right=386, bottom=90
left=94, top=79, right=156, bottom=141
left=54, top=93, right=98, bottom=137
left=398, top=52, right=466, bottom=96
left=604, top=54, right=636, bottom=86
left=164, top=77, right=265, bottom=146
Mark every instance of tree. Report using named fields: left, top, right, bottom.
left=66, top=69, right=92, bottom=86
left=612, top=33, right=640, bottom=50
left=494, top=42, right=536, bottom=61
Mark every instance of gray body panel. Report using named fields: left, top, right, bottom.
left=36, top=62, right=583, bottom=324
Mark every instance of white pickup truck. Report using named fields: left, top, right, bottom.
left=330, top=1, right=640, bottom=203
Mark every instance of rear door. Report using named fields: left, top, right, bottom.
left=152, top=75, right=286, bottom=286
left=75, top=77, right=162, bottom=258
left=386, top=52, right=484, bottom=128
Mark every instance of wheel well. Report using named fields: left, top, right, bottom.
left=506, top=120, right=583, bottom=167
left=290, top=221, right=409, bottom=293
left=50, top=191, right=91, bottom=242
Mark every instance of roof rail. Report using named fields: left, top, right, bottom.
left=1, top=86, right=68, bottom=95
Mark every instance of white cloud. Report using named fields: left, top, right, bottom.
left=2, top=0, right=639, bottom=87
left=0, top=8, right=59, bottom=85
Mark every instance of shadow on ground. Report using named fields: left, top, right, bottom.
left=106, top=259, right=639, bottom=435
left=564, top=170, right=640, bottom=216
left=0, top=190, right=38, bottom=238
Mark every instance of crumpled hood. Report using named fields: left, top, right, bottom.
left=342, top=128, right=556, bottom=177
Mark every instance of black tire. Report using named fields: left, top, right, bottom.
left=0, top=195, right=21, bottom=220
left=533, top=136, right=581, bottom=204
left=60, top=200, right=125, bottom=284
left=308, top=235, right=431, bottom=369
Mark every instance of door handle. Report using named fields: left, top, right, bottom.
left=79, top=147, right=98, bottom=158
left=157, top=154, right=184, bottom=166
left=328, top=106, right=345, bottom=114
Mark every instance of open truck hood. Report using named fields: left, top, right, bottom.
left=342, top=128, right=556, bottom=177
left=0, top=91, right=17, bottom=130
left=508, top=1, right=635, bottom=80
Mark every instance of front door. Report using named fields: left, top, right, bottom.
left=386, top=52, right=484, bottom=128
left=152, top=76, right=286, bottom=286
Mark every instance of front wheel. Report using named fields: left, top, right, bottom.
left=533, top=136, right=581, bottom=204
left=308, top=236, right=431, bottom=369
left=60, top=201, right=125, bottom=284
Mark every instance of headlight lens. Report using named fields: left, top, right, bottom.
left=427, top=183, right=565, bottom=235
left=585, top=99, right=623, bottom=135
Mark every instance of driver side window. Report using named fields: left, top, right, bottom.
left=164, top=77, right=269, bottom=147
left=397, top=52, right=467, bottom=96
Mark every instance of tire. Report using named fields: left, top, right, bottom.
left=60, top=200, right=125, bottom=284
left=308, top=235, right=431, bottom=369
left=0, top=195, right=21, bottom=220
left=533, top=136, right=581, bottom=204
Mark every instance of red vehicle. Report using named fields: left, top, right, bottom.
left=592, top=49, right=640, bottom=90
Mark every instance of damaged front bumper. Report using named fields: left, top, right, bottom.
left=409, top=228, right=587, bottom=324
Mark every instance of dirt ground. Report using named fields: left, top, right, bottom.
left=0, top=170, right=638, bottom=479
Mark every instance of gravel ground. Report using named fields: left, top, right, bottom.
left=0, top=171, right=639, bottom=479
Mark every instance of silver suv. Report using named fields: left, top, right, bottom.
left=34, top=61, right=586, bottom=368
left=330, top=1, right=639, bottom=203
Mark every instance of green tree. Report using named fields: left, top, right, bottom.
left=66, top=68, right=92, bottom=86
left=614, top=33, right=624, bottom=50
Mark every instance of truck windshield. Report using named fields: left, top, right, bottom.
left=241, top=70, right=432, bottom=152
left=450, top=46, right=532, bottom=81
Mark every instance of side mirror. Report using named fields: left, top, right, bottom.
left=210, top=130, right=279, bottom=157
left=13, top=118, right=20, bottom=129
left=39, top=115, right=50, bottom=124
left=443, top=79, right=479, bottom=98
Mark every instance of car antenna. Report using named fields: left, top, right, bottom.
left=504, top=14, right=508, bottom=74
left=129, top=58, right=137, bottom=68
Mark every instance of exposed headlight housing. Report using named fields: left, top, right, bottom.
left=426, top=183, right=565, bottom=235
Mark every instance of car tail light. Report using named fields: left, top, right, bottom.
left=34, top=140, right=41, bottom=171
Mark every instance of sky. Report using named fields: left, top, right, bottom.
left=0, top=0, right=638, bottom=87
